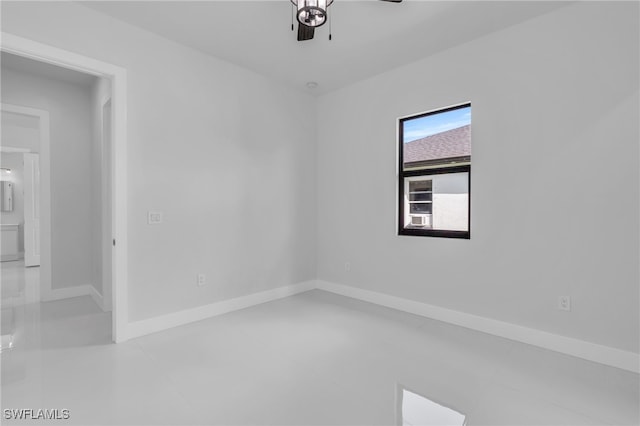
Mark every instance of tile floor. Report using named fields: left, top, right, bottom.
left=1, top=261, right=638, bottom=425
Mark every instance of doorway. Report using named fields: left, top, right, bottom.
left=1, top=33, right=128, bottom=342
left=1, top=105, right=50, bottom=297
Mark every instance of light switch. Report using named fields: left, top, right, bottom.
left=148, top=211, right=163, bottom=224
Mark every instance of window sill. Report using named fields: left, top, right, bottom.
left=398, top=229, right=470, bottom=239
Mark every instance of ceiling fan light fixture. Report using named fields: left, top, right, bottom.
left=291, top=0, right=333, bottom=28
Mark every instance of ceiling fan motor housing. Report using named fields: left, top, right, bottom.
left=291, top=0, right=334, bottom=28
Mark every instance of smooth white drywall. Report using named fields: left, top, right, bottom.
left=1, top=111, right=39, bottom=152
left=316, top=1, right=639, bottom=353
left=0, top=153, right=25, bottom=254
left=1, top=1, right=317, bottom=321
left=1, top=68, right=96, bottom=291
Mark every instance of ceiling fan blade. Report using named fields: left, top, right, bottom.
left=379, top=0, right=403, bottom=2
left=297, top=23, right=315, bottom=41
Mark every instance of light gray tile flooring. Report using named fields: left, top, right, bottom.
left=1, top=262, right=638, bottom=425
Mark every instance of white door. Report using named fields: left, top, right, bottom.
left=23, top=153, right=41, bottom=267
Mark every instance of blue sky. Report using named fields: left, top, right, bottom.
left=403, top=106, right=471, bottom=143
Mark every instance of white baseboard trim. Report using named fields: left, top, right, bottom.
left=88, top=285, right=109, bottom=312
left=40, top=283, right=109, bottom=312
left=40, top=284, right=93, bottom=302
left=125, top=280, right=317, bottom=341
left=315, top=280, right=640, bottom=374
left=0, top=254, right=20, bottom=262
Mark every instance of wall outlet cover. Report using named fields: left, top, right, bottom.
left=558, top=296, right=571, bottom=311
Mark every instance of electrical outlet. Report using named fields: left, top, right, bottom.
left=148, top=211, right=163, bottom=224
left=197, top=274, right=206, bottom=287
left=344, top=262, right=351, bottom=272
left=558, top=296, right=571, bottom=311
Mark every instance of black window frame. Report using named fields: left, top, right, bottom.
left=398, top=103, right=471, bottom=239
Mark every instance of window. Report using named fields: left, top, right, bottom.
left=398, top=103, right=471, bottom=238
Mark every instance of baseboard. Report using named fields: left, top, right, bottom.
left=40, top=283, right=109, bottom=312
left=0, top=252, right=24, bottom=262
left=125, top=280, right=317, bottom=340
left=88, top=285, right=109, bottom=312
left=40, top=284, right=93, bottom=302
left=116, top=278, right=639, bottom=373
left=315, top=280, right=640, bottom=374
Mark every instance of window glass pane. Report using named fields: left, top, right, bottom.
left=409, top=202, right=432, bottom=214
left=403, top=172, right=469, bottom=232
left=402, top=105, right=471, bottom=171
left=409, top=192, right=431, bottom=202
left=399, top=103, right=471, bottom=238
left=409, top=180, right=431, bottom=192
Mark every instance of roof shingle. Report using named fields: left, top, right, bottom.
left=403, top=125, right=471, bottom=165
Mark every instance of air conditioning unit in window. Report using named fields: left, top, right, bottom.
left=410, top=215, right=428, bottom=227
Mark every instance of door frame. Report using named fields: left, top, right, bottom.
left=1, top=32, right=129, bottom=342
left=100, top=97, right=113, bottom=312
left=22, top=151, right=42, bottom=268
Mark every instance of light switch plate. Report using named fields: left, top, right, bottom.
left=197, top=274, right=206, bottom=287
left=148, top=211, right=163, bottom=224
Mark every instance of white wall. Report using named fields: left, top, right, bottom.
left=1, top=111, right=39, bottom=152
left=317, top=1, right=639, bottom=354
left=432, top=173, right=469, bottom=231
left=1, top=1, right=317, bottom=322
left=1, top=68, right=96, bottom=291
left=0, top=153, right=25, bottom=254
left=432, top=173, right=467, bottom=195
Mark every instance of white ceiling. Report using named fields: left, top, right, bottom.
left=81, top=1, right=569, bottom=95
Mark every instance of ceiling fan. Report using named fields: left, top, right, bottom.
left=291, top=0, right=403, bottom=42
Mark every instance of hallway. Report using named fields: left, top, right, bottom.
left=1, top=259, right=110, bottom=383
